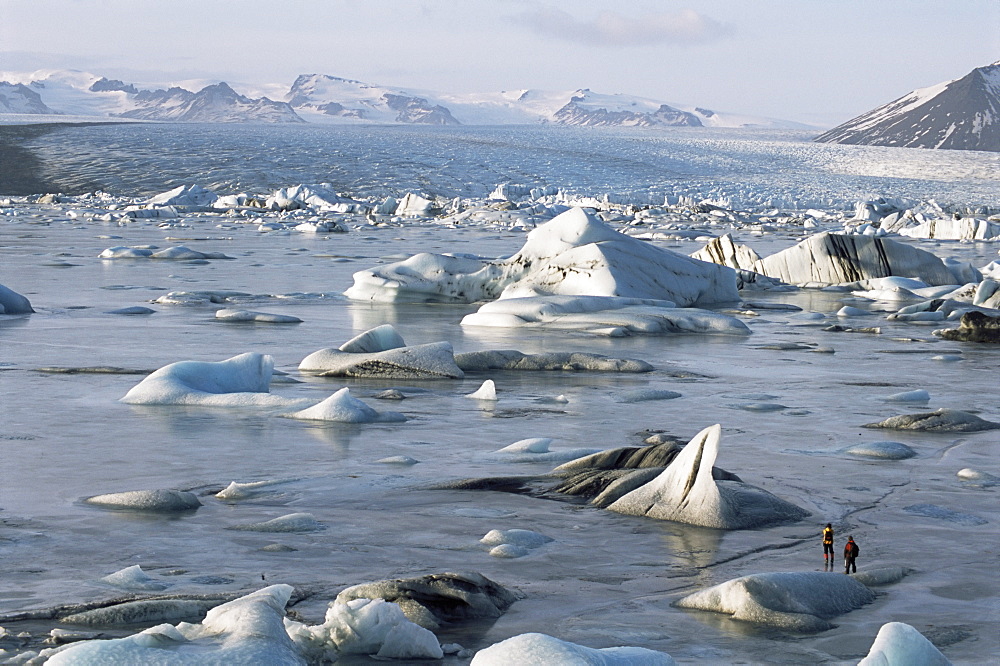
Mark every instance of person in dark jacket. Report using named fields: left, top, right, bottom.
left=844, top=536, right=859, bottom=574
left=822, top=523, right=834, bottom=567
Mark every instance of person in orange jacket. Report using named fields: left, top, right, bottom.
left=844, top=535, right=859, bottom=574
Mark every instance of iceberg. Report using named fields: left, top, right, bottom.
left=215, top=309, right=302, bottom=323
left=863, top=408, right=1000, bottom=432
left=345, top=208, right=739, bottom=307
left=0, top=283, right=34, bottom=314
left=83, top=489, right=201, bottom=512
left=298, top=341, right=464, bottom=379
left=607, top=425, right=809, bottom=529
left=751, top=232, right=967, bottom=286
left=284, top=387, right=406, bottom=423
left=471, top=632, right=676, bottom=665
left=145, top=184, right=218, bottom=208
left=120, top=352, right=302, bottom=407
left=675, top=571, right=875, bottom=631
left=454, top=349, right=653, bottom=372
left=857, top=621, right=952, bottom=665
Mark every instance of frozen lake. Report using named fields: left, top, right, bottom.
left=1, top=124, right=999, bottom=663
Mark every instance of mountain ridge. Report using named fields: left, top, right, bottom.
left=815, top=60, right=1000, bottom=152
left=0, top=68, right=808, bottom=129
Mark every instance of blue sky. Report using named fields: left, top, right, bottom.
left=1, top=0, right=998, bottom=125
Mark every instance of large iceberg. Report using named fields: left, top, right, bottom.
left=675, top=571, right=875, bottom=631
left=607, top=425, right=809, bottom=529
left=471, top=632, right=676, bottom=665
left=345, top=208, right=740, bottom=307
left=120, top=352, right=298, bottom=406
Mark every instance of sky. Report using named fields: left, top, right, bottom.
left=1, top=0, right=998, bottom=126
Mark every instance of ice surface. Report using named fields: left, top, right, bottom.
left=284, top=387, right=406, bottom=423
left=857, top=621, right=952, bottom=666
left=608, top=425, right=810, bottom=529
left=470, top=632, right=676, bottom=665
left=675, top=571, right=876, bottom=631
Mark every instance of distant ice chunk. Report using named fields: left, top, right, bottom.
left=480, top=528, right=553, bottom=549
left=84, top=489, right=201, bottom=512
left=843, top=441, right=916, bottom=460
left=228, top=512, right=326, bottom=532
left=100, top=565, right=169, bottom=592
left=470, top=633, right=676, bottom=665
left=467, top=379, right=498, bottom=400
left=900, top=217, right=1000, bottom=241
left=376, top=455, right=418, bottom=465
left=493, top=437, right=601, bottom=463
left=284, top=388, right=406, bottom=423
left=0, top=283, right=34, bottom=314
left=145, top=184, right=218, bottom=207
left=106, top=306, right=156, bottom=315
left=675, top=571, right=875, bottom=631
left=616, top=389, right=682, bottom=403
left=857, top=621, right=952, bottom=665
left=608, top=425, right=810, bottom=529
left=497, top=438, right=553, bottom=454
left=215, top=479, right=293, bottom=500
left=957, top=468, right=999, bottom=483
left=338, top=324, right=406, bottom=353
left=215, top=309, right=302, bottom=324
left=121, top=353, right=298, bottom=407
left=299, top=342, right=464, bottom=379
left=863, top=408, right=1000, bottom=432
left=884, top=389, right=930, bottom=403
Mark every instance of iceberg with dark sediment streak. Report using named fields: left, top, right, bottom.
left=607, top=425, right=809, bottom=529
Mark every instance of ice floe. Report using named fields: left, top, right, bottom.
left=298, top=341, right=464, bottom=379
left=215, top=309, right=302, bottom=323
left=607, top=425, right=810, bottom=529
left=83, top=489, right=201, bottom=512
left=470, top=633, right=676, bottom=665
left=863, top=408, right=1000, bottom=432
left=674, top=571, right=876, bottom=631
left=480, top=529, right=553, bottom=558
left=857, top=621, right=952, bottom=666
left=461, top=294, right=750, bottom=336
left=284, top=387, right=406, bottom=423
left=120, top=352, right=300, bottom=407
left=454, top=349, right=652, bottom=372
left=0, top=283, right=33, bottom=314
left=345, top=208, right=740, bottom=307
left=334, top=572, right=520, bottom=631
left=228, top=512, right=326, bottom=532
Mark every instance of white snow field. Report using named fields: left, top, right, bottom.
left=1, top=123, right=998, bottom=664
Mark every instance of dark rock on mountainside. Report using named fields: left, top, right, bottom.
left=0, top=82, right=56, bottom=114
left=553, top=96, right=702, bottom=127
left=116, top=82, right=303, bottom=123
left=815, top=60, right=1000, bottom=151
left=383, top=93, right=460, bottom=125
left=89, top=78, right=138, bottom=94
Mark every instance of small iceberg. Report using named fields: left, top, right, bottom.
left=470, top=633, right=676, bottom=665
left=284, top=388, right=406, bottom=423
left=467, top=379, right=498, bottom=401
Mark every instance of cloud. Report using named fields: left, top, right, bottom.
left=510, top=6, right=730, bottom=47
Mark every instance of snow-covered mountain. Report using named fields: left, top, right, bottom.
left=815, top=60, right=1000, bottom=152
left=0, top=68, right=805, bottom=128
